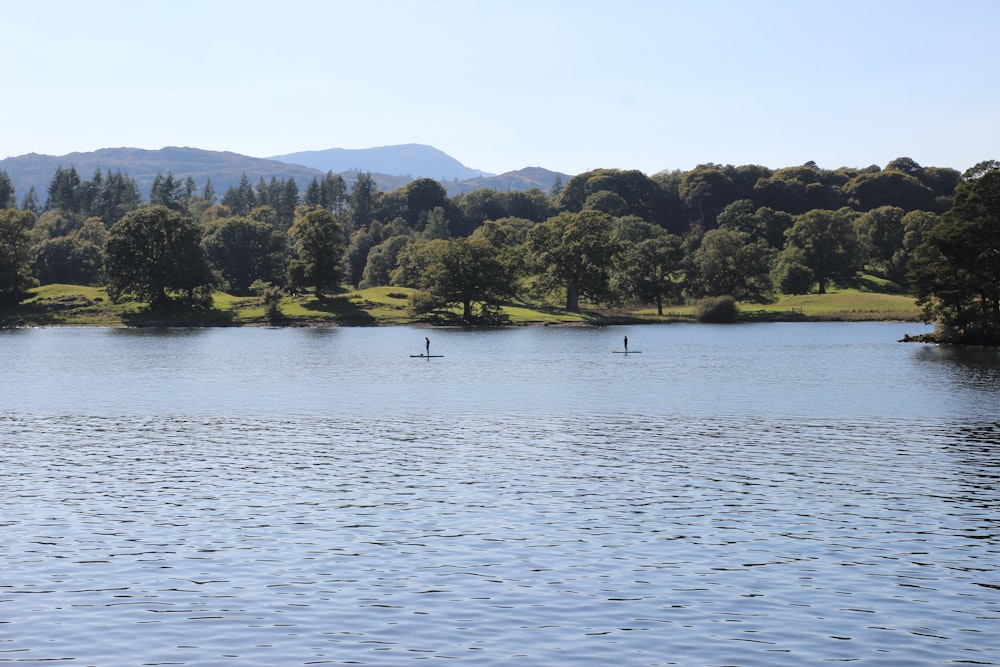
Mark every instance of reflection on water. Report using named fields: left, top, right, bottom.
left=1, top=324, right=998, bottom=666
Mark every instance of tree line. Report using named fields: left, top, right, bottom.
left=1, top=157, right=997, bottom=342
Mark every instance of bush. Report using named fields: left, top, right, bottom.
left=694, top=295, right=739, bottom=323
left=252, top=280, right=284, bottom=323
left=407, top=290, right=439, bottom=315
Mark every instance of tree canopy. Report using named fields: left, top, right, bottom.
left=104, top=206, right=215, bottom=308
left=910, top=161, right=1000, bottom=343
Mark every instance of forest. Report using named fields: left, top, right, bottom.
left=1, top=156, right=998, bottom=343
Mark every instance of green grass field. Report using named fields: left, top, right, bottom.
left=1, top=283, right=925, bottom=328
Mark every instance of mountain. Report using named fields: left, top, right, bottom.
left=0, top=147, right=326, bottom=202
left=443, top=167, right=566, bottom=196
left=269, top=143, right=493, bottom=181
left=0, top=145, right=571, bottom=205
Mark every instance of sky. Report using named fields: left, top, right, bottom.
left=2, top=0, right=998, bottom=176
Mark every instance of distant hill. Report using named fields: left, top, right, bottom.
left=269, top=144, right=493, bottom=181
left=0, top=147, right=326, bottom=202
left=0, top=145, right=571, bottom=205
left=444, top=167, right=566, bottom=196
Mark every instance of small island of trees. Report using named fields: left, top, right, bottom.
left=1, top=156, right=998, bottom=344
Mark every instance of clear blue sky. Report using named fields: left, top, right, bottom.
left=2, top=0, right=998, bottom=176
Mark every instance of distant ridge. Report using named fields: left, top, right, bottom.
left=269, top=144, right=493, bottom=181
left=0, top=145, right=571, bottom=203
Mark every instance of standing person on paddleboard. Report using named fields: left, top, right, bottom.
left=425, top=337, right=430, bottom=356
left=624, top=335, right=628, bottom=353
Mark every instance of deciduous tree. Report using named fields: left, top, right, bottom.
left=287, top=208, right=343, bottom=295
left=688, top=228, right=775, bottom=302
left=104, top=205, right=215, bottom=308
left=784, top=208, right=860, bottom=293
left=0, top=209, right=37, bottom=304
left=425, top=236, right=517, bottom=321
left=203, top=217, right=288, bottom=295
left=526, top=210, right=617, bottom=312
left=613, top=232, right=684, bottom=315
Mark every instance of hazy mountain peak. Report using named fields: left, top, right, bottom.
left=269, top=144, right=494, bottom=181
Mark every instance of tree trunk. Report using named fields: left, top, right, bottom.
left=566, top=282, right=579, bottom=312
left=463, top=300, right=472, bottom=321
left=656, top=294, right=663, bottom=316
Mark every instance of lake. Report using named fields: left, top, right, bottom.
left=1, top=322, right=998, bottom=666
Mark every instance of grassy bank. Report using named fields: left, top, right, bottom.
left=1, top=283, right=924, bottom=328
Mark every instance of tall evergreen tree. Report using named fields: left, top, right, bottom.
left=46, top=166, right=82, bottom=213
left=0, top=169, right=16, bottom=209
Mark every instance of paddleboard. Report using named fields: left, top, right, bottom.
left=611, top=350, right=641, bottom=353
left=410, top=354, right=444, bottom=358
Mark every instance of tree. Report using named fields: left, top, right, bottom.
left=854, top=206, right=905, bottom=278
left=202, top=178, right=217, bottom=204
left=149, top=172, right=185, bottom=211
left=0, top=170, right=16, bottom=209
left=526, top=210, right=617, bottom=312
left=221, top=173, right=256, bottom=216
left=716, top=199, right=760, bottom=237
left=288, top=208, right=343, bottom=295
left=203, top=217, right=288, bottom=295
left=402, top=178, right=449, bottom=228
left=349, top=172, right=378, bottom=231
left=361, top=235, right=411, bottom=288
left=613, top=232, right=684, bottom=315
left=842, top=170, right=935, bottom=212
left=688, top=227, right=775, bottom=302
left=558, top=168, right=670, bottom=225
left=96, top=170, right=142, bottom=225
left=890, top=210, right=938, bottom=286
left=784, top=208, right=860, bottom=293
left=46, top=166, right=82, bottom=213
left=771, top=245, right=815, bottom=294
left=909, top=161, right=1000, bottom=344
left=20, top=186, right=41, bottom=215
left=104, top=205, right=215, bottom=308
left=32, top=236, right=103, bottom=285
left=422, top=206, right=451, bottom=240
left=0, top=209, right=37, bottom=304
left=390, top=238, right=449, bottom=288
left=425, top=236, right=517, bottom=321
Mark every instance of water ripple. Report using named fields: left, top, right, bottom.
left=1, top=412, right=998, bottom=666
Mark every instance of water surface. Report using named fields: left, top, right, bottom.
left=2, top=323, right=998, bottom=665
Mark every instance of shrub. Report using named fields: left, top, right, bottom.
left=694, top=295, right=739, bottom=323
left=252, top=280, right=284, bottom=323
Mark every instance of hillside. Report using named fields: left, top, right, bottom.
left=269, top=144, right=492, bottom=181
left=1, top=147, right=325, bottom=201
left=1, top=146, right=571, bottom=203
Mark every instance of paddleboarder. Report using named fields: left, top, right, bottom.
left=624, top=335, right=628, bottom=353
left=425, top=337, right=430, bottom=356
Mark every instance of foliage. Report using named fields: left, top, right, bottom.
left=612, top=232, right=683, bottom=315
left=909, top=161, right=1000, bottom=344
left=771, top=246, right=814, bottom=295
left=33, top=236, right=103, bottom=286
left=526, top=210, right=617, bottom=312
left=688, top=228, right=776, bottom=303
left=203, top=216, right=288, bottom=295
left=0, top=209, right=37, bottom=304
left=251, top=280, right=285, bottom=323
left=390, top=238, right=449, bottom=288
left=361, top=235, right=412, bottom=288
left=287, top=208, right=343, bottom=295
left=0, top=170, right=17, bottom=208
left=693, top=295, right=739, bottom=323
left=784, top=208, right=861, bottom=293
left=423, top=236, right=517, bottom=321
left=104, top=205, right=215, bottom=308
